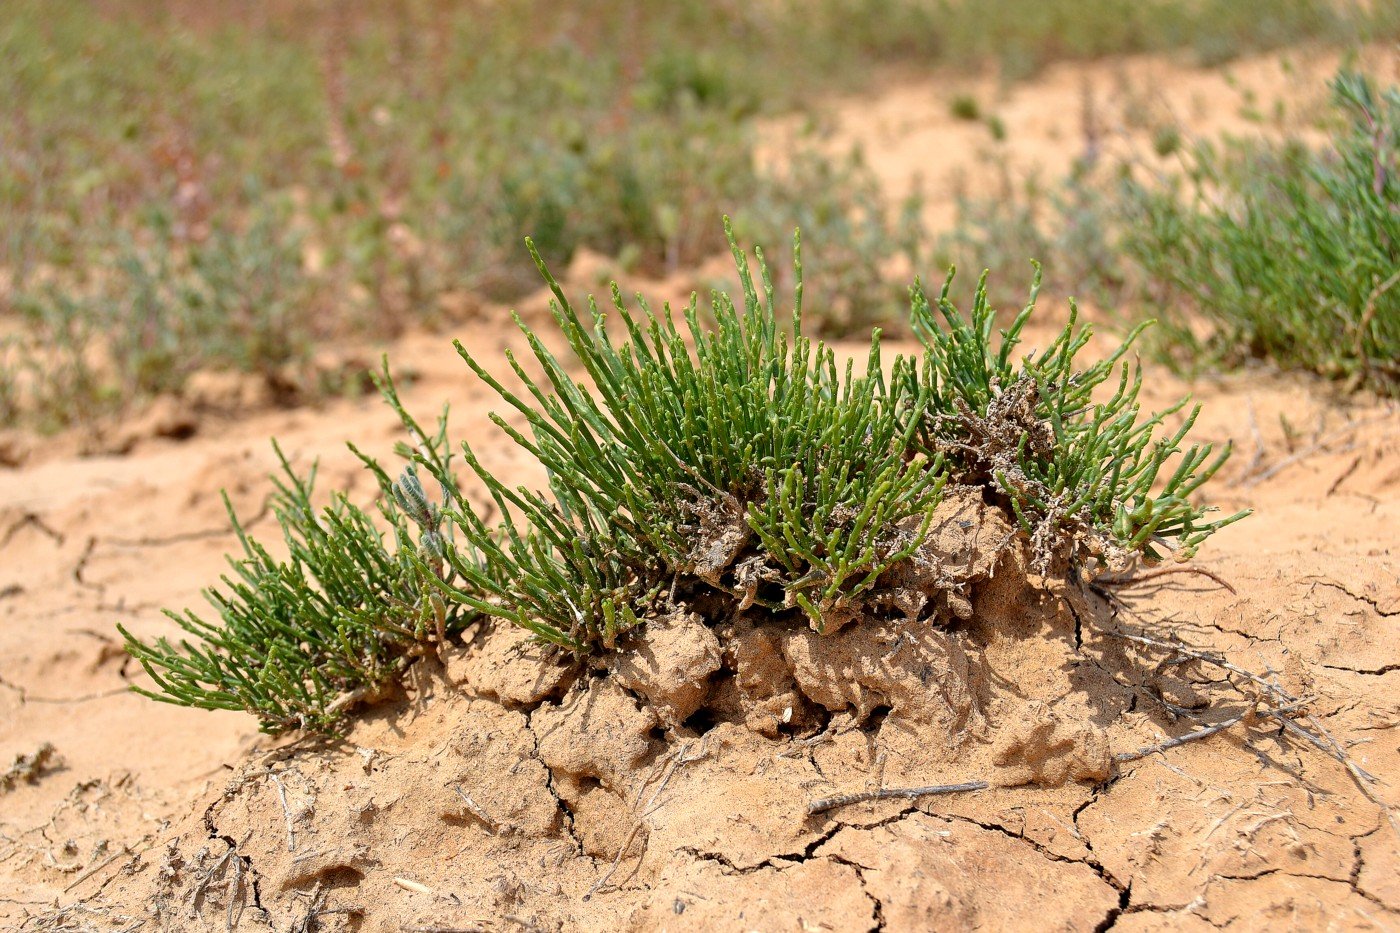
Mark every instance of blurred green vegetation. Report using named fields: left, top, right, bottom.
left=939, top=70, right=1399, bottom=396
left=2, top=0, right=1396, bottom=426
left=1123, top=72, right=1399, bottom=393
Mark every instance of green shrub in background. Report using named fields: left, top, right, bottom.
left=4, top=1, right=1398, bottom=426
left=938, top=68, right=1398, bottom=396
left=736, top=149, right=931, bottom=339
left=11, top=198, right=323, bottom=428
left=122, top=227, right=1245, bottom=731
left=1124, top=71, right=1399, bottom=394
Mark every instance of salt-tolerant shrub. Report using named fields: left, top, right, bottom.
left=119, top=414, right=472, bottom=734
left=939, top=69, right=1400, bottom=396
left=122, top=225, right=1246, bottom=732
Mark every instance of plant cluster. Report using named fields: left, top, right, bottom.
left=939, top=69, right=1399, bottom=396
left=1123, top=71, right=1399, bottom=394
left=899, top=269, right=1240, bottom=571
left=125, top=227, right=1245, bottom=731
left=9, top=199, right=324, bottom=429
left=119, top=424, right=470, bottom=733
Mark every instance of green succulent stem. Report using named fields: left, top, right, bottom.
left=124, top=222, right=1246, bottom=733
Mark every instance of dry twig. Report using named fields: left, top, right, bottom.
left=1102, top=627, right=1392, bottom=822
left=269, top=771, right=297, bottom=852
left=585, top=738, right=709, bottom=900
left=808, top=780, right=989, bottom=815
left=1238, top=414, right=1394, bottom=487
left=1115, top=699, right=1310, bottom=763
left=1, top=743, right=59, bottom=793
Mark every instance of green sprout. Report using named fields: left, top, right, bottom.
left=118, top=413, right=473, bottom=733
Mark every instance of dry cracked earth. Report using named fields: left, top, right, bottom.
left=3, top=44, right=1400, bottom=933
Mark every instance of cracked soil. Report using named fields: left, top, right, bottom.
left=2, top=45, right=1399, bottom=933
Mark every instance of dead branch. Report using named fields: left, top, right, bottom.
left=808, top=780, right=989, bottom=815
left=61, top=846, right=131, bottom=894
left=451, top=784, right=499, bottom=834
left=269, top=772, right=297, bottom=852
left=0, top=743, right=60, bottom=793
left=1115, top=699, right=1310, bottom=763
left=1096, top=565, right=1238, bottom=595
left=1325, top=454, right=1362, bottom=497
left=1238, top=413, right=1395, bottom=487
left=1101, top=627, right=1391, bottom=822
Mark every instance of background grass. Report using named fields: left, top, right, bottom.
left=3, top=0, right=1397, bottom=426
left=938, top=68, right=1399, bottom=396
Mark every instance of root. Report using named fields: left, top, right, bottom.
left=808, top=780, right=990, bottom=816
left=1101, top=626, right=1397, bottom=830
left=584, top=737, right=710, bottom=900
left=1095, top=565, right=1238, bottom=596
left=1114, top=699, right=1311, bottom=763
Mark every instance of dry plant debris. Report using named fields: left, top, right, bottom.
left=0, top=743, right=60, bottom=794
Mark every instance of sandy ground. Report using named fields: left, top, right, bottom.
left=2, top=46, right=1399, bottom=931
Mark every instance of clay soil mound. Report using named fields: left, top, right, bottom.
left=71, top=499, right=1132, bottom=932
left=14, top=458, right=1392, bottom=933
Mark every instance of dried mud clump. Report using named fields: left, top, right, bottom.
left=585, top=485, right=1102, bottom=773
left=582, top=488, right=1116, bottom=789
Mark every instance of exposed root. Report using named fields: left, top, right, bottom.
left=1114, top=699, right=1311, bottom=763
left=1101, top=625, right=1398, bottom=831
left=808, top=780, right=990, bottom=816
left=1095, top=565, right=1238, bottom=596
left=584, top=737, right=710, bottom=900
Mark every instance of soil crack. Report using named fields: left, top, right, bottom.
left=822, top=852, right=887, bottom=932
left=1305, top=578, right=1399, bottom=618
left=0, top=512, right=65, bottom=549
left=1322, top=662, right=1400, bottom=676
left=523, top=703, right=586, bottom=857
left=199, top=779, right=270, bottom=929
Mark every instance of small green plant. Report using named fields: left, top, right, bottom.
left=121, top=225, right=1245, bottom=732
left=1151, top=124, right=1182, bottom=157
left=118, top=418, right=472, bottom=733
left=950, top=93, right=982, bottom=122
left=5, top=294, right=112, bottom=431
left=937, top=68, right=1398, bottom=396
left=1124, top=71, right=1400, bottom=394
